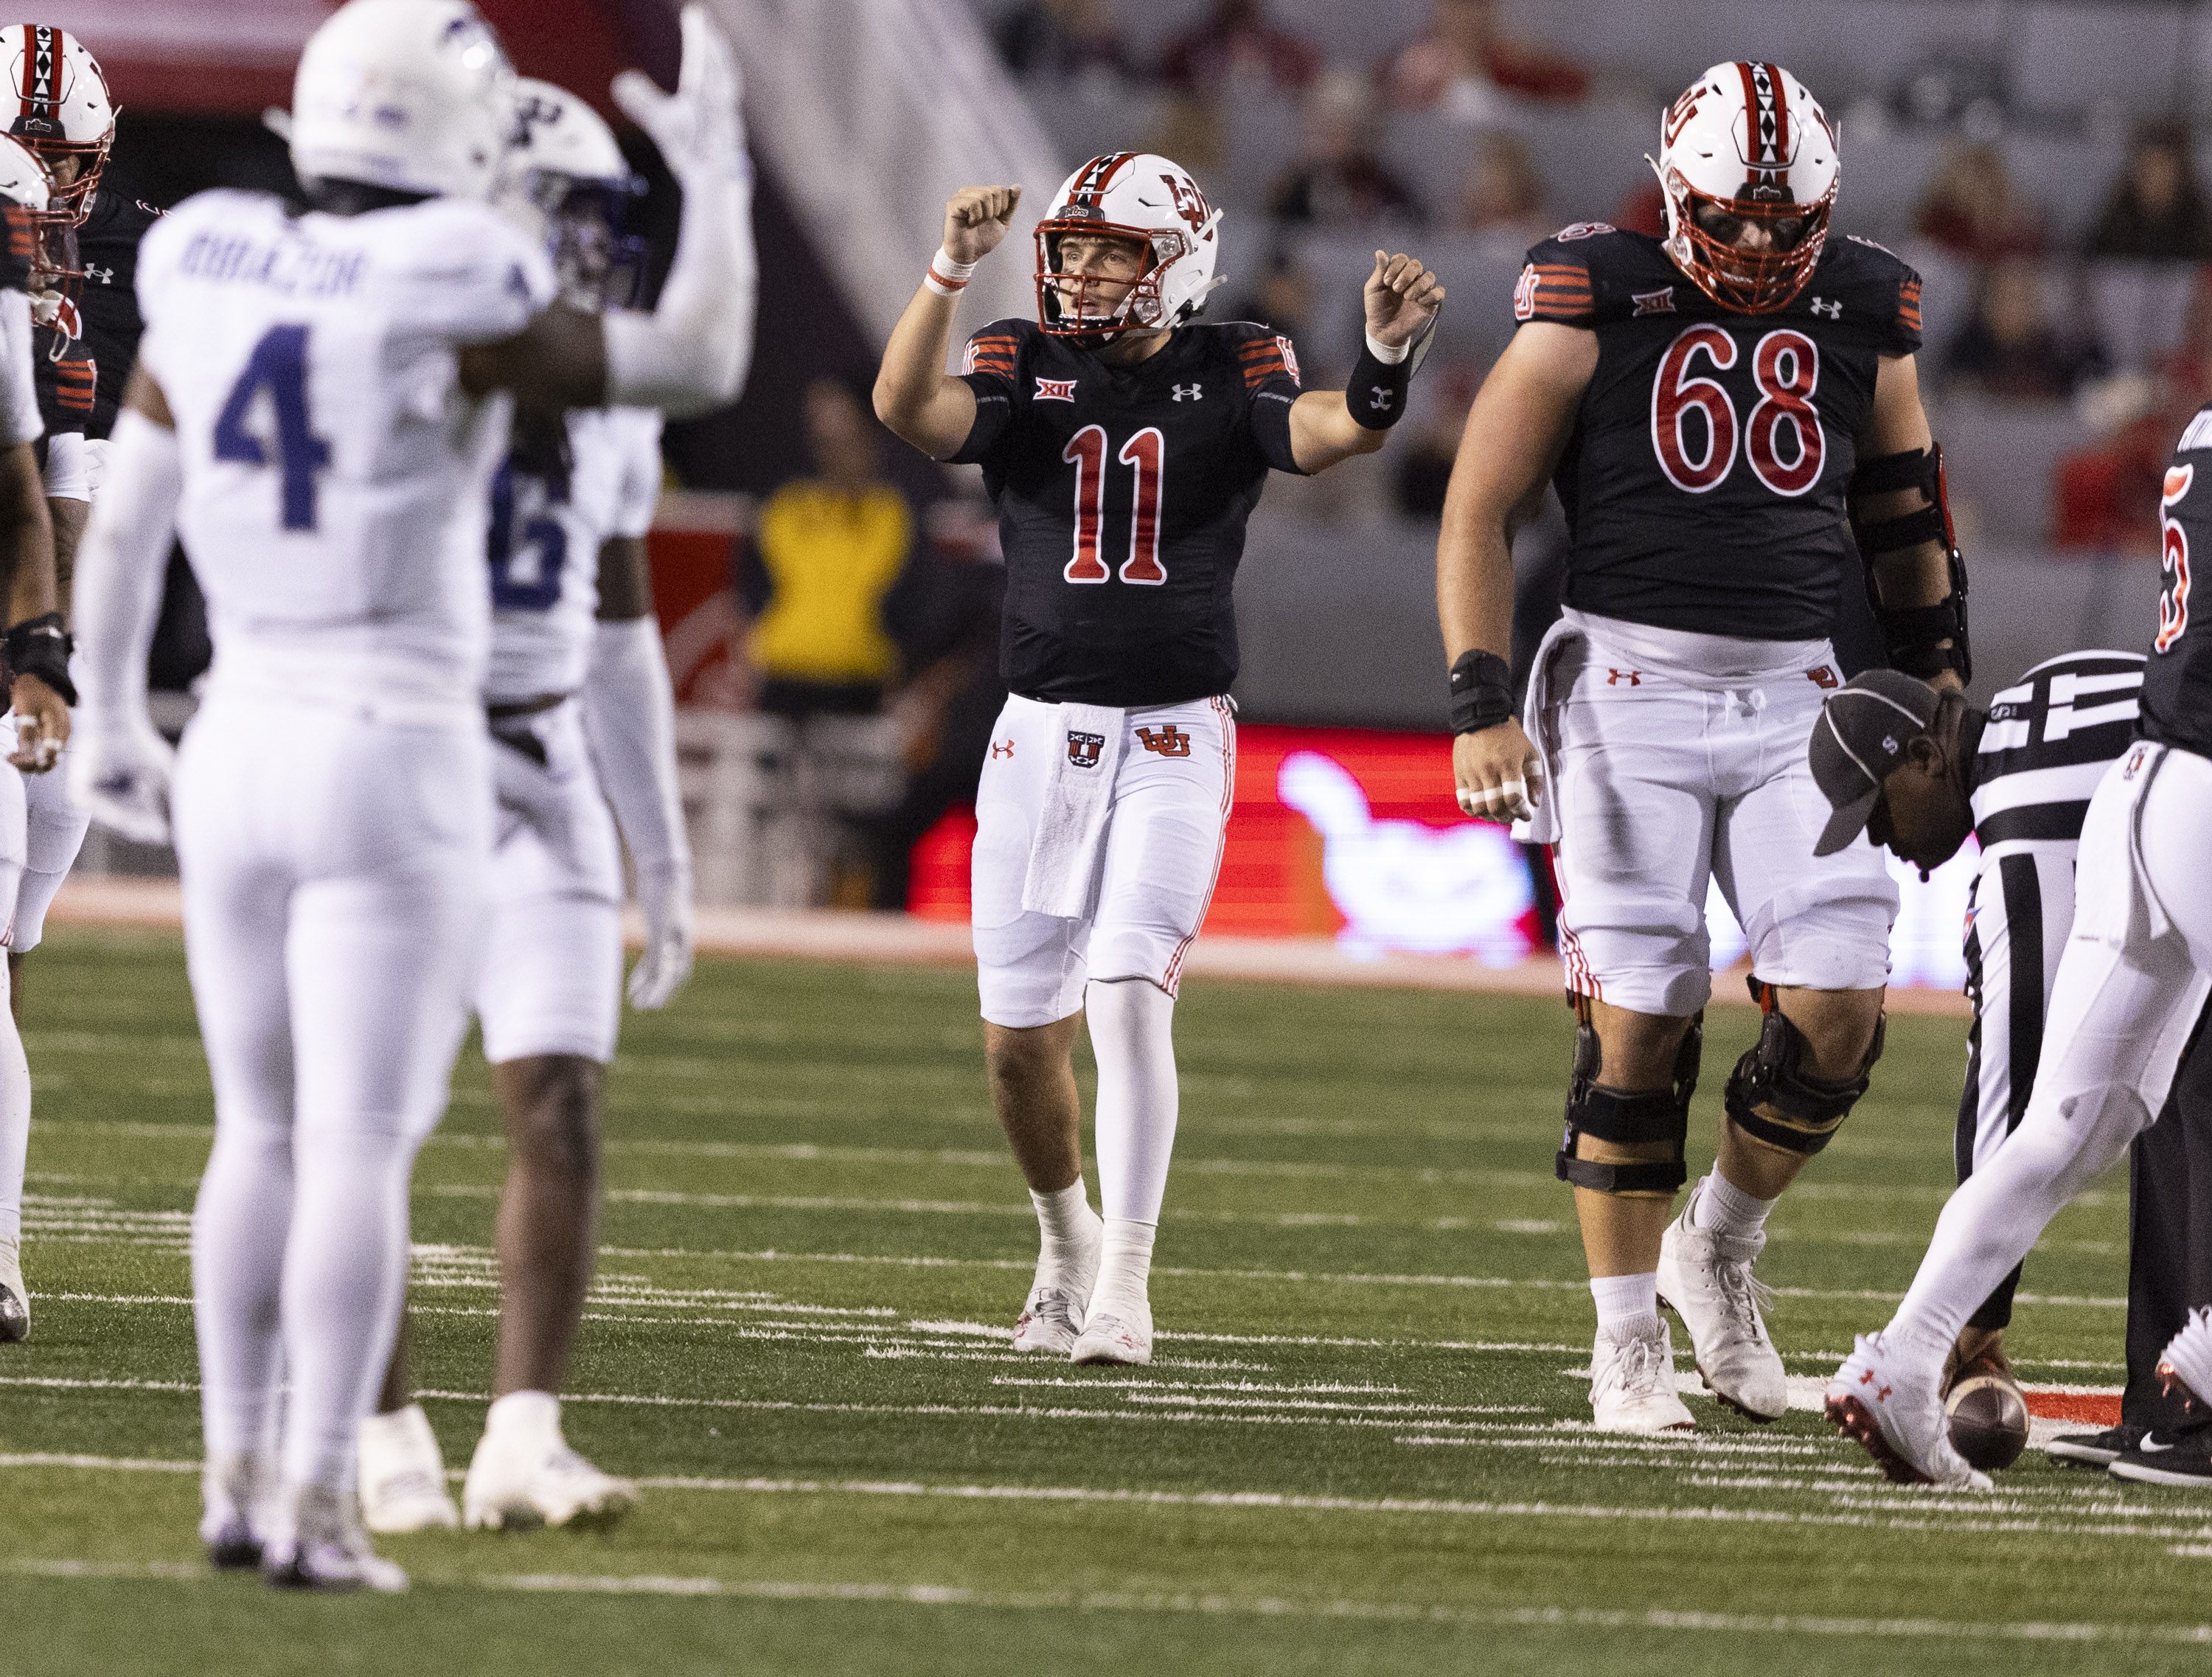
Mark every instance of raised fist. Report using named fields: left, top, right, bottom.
left=943, top=185, right=1023, bottom=265
left=1364, top=251, right=1445, bottom=349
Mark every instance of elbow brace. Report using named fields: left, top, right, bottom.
left=584, top=614, right=692, bottom=881
left=72, top=409, right=181, bottom=721
left=1848, top=443, right=1970, bottom=684
left=603, top=162, right=757, bottom=420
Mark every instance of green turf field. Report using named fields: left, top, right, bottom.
left=6, top=927, right=2210, bottom=1675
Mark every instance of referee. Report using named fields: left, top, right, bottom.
left=1808, top=656, right=2212, bottom=1485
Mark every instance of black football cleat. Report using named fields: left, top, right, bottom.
left=0, top=1279, right=26, bottom=1344
left=2046, top=1425, right=2144, bottom=1469
left=2107, top=1428, right=2212, bottom=1488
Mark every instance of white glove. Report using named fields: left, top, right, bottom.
left=70, top=712, right=175, bottom=846
left=612, top=6, right=747, bottom=184
left=628, top=858, right=695, bottom=1009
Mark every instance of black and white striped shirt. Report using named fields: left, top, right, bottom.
left=1958, top=650, right=2144, bottom=1173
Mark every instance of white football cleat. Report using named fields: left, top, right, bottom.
left=263, top=1482, right=408, bottom=1593
left=2157, top=1305, right=2212, bottom=1417
left=1012, top=1284, right=1088, bottom=1355
left=463, top=1394, right=636, bottom=1531
left=0, top=1235, right=27, bottom=1343
left=358, top=1403, right=460, bottom=1535
left=1657, top=1204, right=1787, bottom=1421
left=1070, top=1305, right=1152, bottom=1367
left=1588, top=1317, right=1697, bottom=1434
left=200, top=1449, right=279, bottom=1572
left=1826, top=1330, right=1992, bottom=1489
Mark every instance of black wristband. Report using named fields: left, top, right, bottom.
left=1347, top=339, right=1413, bottom=429
left=1448, top=648, right=1514, bottom=734
left=6, top=611, right=74, bottom=707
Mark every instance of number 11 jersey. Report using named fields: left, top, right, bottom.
left=1514, top=224, right=1922, bottom=643
left=136, top=190, right=557, bottom=722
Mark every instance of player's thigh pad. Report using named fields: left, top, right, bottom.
left=1549, top=672, right=1719, bottom=1015
left=1714, top=682, right=1897, bottom=991
left=9, top=743, right=88, bottom=954
left=1089, top=696, right=1234, bottom=995
left=476, top=723, right=623, bottom=1063
left=971, top=695, right=1091, bottom=1027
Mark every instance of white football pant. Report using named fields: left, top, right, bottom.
left=0, top=764, right=30, bottom=1244
left=178, top=696, right=490, bottom=1491
left=1886, top=742, right=2212, bottom=1355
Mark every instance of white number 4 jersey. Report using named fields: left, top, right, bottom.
left=135, top=189, right=557, bottom=723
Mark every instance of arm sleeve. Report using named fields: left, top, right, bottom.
left=1235, top=327, right=1305, bottom=475
left=72, top=408, right=179, bottom=721
left=583, top=614, right=691, bottom=882
left=1511, top=240, right=1596, bottom=327
left=610, top=408, right=666, bottom=538
left=946, top=324, right=1023, bottom=466
left=602, top=164, right=757, bottom=419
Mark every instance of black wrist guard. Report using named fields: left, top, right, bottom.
left=1848, top=444, right=1971, bottom=684
left=6, top=611, right=74, bottom=706
left=1448, top=648, right=1514, bottom=734
left=1347, top=340, right=1413, bottom=429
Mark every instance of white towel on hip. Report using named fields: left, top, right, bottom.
left=1021, top=702, right=1127, bottom=917
left=1509, top=617, right=1585, bottom=847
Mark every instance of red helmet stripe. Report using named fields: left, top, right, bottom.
left=19, top=28, right=40, bottom=111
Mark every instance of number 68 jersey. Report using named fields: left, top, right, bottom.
left=134, top=189, right=557, bottom=722
left=1513, top=223, right=1922, bottom=642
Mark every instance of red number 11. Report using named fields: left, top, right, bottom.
left=1062, top=424, right=1166, bottom=586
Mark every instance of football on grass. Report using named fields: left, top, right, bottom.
left=1946, top=1372, right=2031, bottom=1471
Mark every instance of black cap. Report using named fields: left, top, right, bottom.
left=1809, top=670, right=1942, bottom=855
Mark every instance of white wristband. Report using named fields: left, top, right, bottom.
left=925, top=246, right=980, bottom=297
left=1363, top=330, right=1411, bottom=366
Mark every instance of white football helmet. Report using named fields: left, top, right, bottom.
left=1649, top=61, right=1837, bottom=314
left=288, top=0, right=518, bottom=202
left=0, top=26, right=109, bottom=228
left=501, top=78, right=645, bottom=310
left=0, top=134, right=49, bottom=217
left=1032, top=152, right=1222, bottom=339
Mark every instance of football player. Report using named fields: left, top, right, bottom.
left=69, top=0, right=751, bottom=1589
left=358, top=77, right=701, bottom=1538
left=1437, top=63, right=1966, bottom=1432
left=0, top=133, right=79, bottom=1341
left=1808, top=658, right=2212, bottom=1483
left=0, top=27, right=156, bottom=996
left=1824, top=401, right=2212, bottom=1487
left=874, top=153, right=1442, bottom=1366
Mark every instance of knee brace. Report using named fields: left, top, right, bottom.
left=1723, top=1003, right=1885, bottom=1157
left=1554, top=1011, right=1700, bottom=1198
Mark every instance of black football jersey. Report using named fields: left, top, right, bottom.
left=1514, top=225, right=1922, bottom=642
left=35, top=190, right=156, bottom=441
left=951, top=316, right=1304, bottom=706
left=2143, top=403, right=2212, bottom=758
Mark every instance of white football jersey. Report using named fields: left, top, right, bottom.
left=484, top=404, right=662, bottom=702
left=135, top=189, right=557, bottom=723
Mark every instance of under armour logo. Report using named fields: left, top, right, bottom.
left=1034, top=377, right=1077, bottom=402
left=1135, top=724, right=1192, bottom=758
left=1067, top=731, right=1105, bottom=768
left=1368, top=386, right=1394, bottom=412
left=990, top=739, right=1015, bottom=759
left=1172, top=383, right=1203, bottom=402
left=1606, top=668, right=1641, bottom=687
left=1809, top=296, right=1842, bottom=319
left=83, top=262, right=114, bottom=286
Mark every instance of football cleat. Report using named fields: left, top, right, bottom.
left=263, top=1482, right=408, bottom=1593
left=463, top=1397, right=636, bottom=1531
left=1588, top=1318, right=1697, bottom=1434
left=1826, top=1331, right=1991, bottom=1489
left=2045, top=1425, right=2145, bottom=1469
left=358, top=1403, right=459, bottom=1535
left=0, top=1236, right=27, bottom=1343
left=2156, top=1305, right=2212, bottom=1416
left=1070, top=1306, right=1152, bottom=1367
left=1657, top=1204, right=1786, bottom=1422
left=200, top=1450, right=279, bottom=1572
left=2107, top=1427, right=2212, bottom=1488
left=1012, top=1284, right=1088, bottom=1355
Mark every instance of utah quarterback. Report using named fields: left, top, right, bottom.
left=1437, top=63, right=1966, bottom=1432
left=874, top=153, right=1441, bottom=1365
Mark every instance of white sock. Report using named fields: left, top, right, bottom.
left=1088, top=1218, right=1156, bottom=1321
left=192, top=1120, right=296, bottom=1465
left=1088, top=979, right=1179, bottom=1224
left=1590, top=1271, right=1660, bottom=1336
left=1030, top=1181, right=1100, bottom=1287
left=279, top=1126, right=420, bottom=1492
left=0, top=945, right=30, bottom=1249
left=1690, top=1172, right=1775, bottom=1238
left=485, top=1389, right=562, bottom=1440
